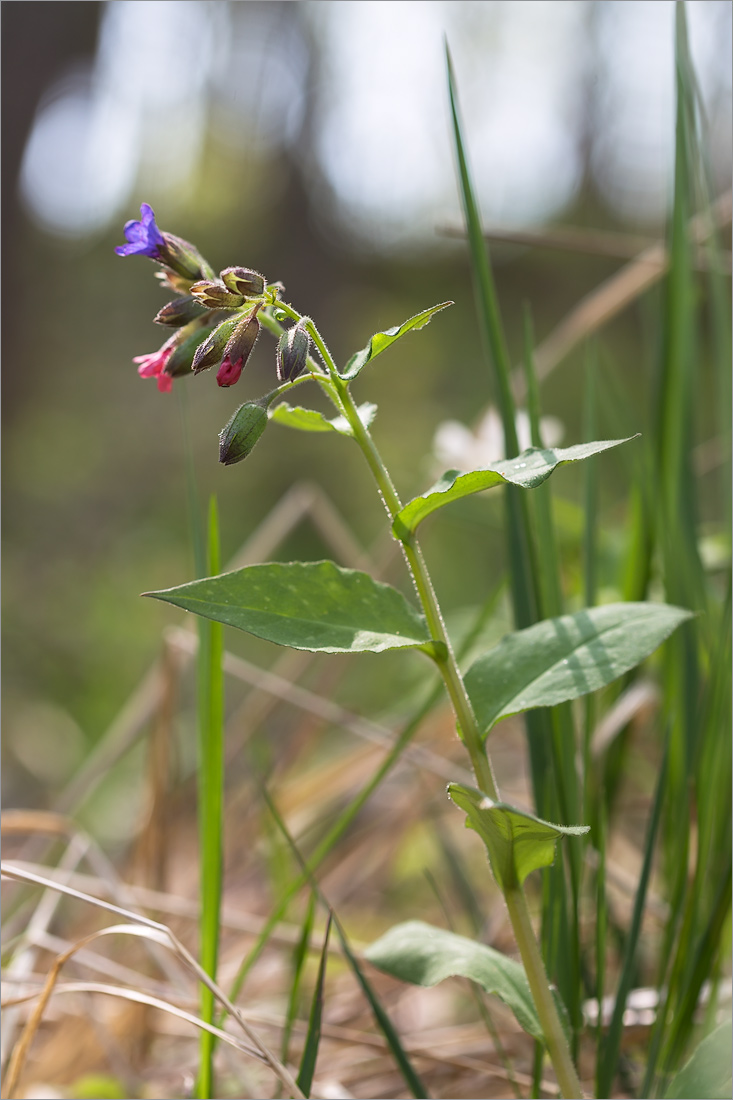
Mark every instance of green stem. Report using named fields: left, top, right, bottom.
left=266, top=305, right=581, bottom=1095
left=504, top=885, right=584, bottom=1099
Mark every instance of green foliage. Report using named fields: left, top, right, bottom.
left=393, top=437, right=636, bottom=539
left=146, top=559, right=443, bottom=656
left=296, top=915, right=331, bottom=1099
left=366, top=919, right=547, bottom=1042
left=662, top=1020, right=733, bottom=1100
left=69, top=1075, right=129, bottom=1100
left=195, top=498, right=224, bottom=1099
left=270, top=400, right=377, bottom=435
left=464, top=602, right=694, bottom=737
left=340, top=301, right=452, bottom=379
left=447, top=785, right=588, bottom=892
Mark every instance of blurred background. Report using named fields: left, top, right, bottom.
left=3, top=0, right=731, bottom=836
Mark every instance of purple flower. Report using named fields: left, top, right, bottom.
left=115, top=203, right=166, bottom=259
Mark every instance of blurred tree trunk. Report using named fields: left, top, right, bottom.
left=2, top=1, right=102, bottom=415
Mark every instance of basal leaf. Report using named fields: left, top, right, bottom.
left=663, top=1019, right=733, bottom=1100
left=341, top=302, right=452, bottom=380
left=448, top=784, right=588, bottom=891
left=270, top=401, right=377, bottom=436
left=145, top=559, right=444, bottom=656
left=393, top=438, right=637, bottom=540
left=464, top=602, right=694, bottom=738
left=365, top=919, right=543, bottom=1041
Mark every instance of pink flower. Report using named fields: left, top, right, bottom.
left=133, top=342, right=175, bottom=393
left=216, top=354, right=244, bottom=388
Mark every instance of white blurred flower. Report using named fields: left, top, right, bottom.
left=433, top=406, right=564, bottom=472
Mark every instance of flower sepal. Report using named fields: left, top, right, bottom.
left=276, top=320, right=310, bottom=382
left=191, top=316, right=241, bottom=374
left=220, top=267, right=266, bottom=297
left=154, top=296, right=209, bottom=327
left=219, top=392, right=277, bottom=465
left=189, top=280, right=245, bottom=310
left=164, top=322, right=219, bottom=378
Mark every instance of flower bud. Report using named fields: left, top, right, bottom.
left=220, top=267, right=265, bottom=297
left=223, top=312, right=260, bottom=375
left=164, top=323, right=218, bottom=378
left=216, top=354, right=243, bottom=388
left=276, top=321, right=310, bottom=383
left=191, top=316, right=240, bottom=374
left=189, top=280, right=245, bottom=310
left=218, top=394, right=274, bottom=465
left=154, top=296, right=208, bottom=327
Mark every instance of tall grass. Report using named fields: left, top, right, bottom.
left=447, top=3, right=730, bottom=1095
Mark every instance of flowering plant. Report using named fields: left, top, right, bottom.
left=118, top=202, right=692, bottom=1099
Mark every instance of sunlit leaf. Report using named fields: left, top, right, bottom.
left=464, top=602, right=694, bottom=738
left=145, top=560, right=445, bottom=657
left=341, top=302, right=452, bottom=380
left=448, top=784, right=588, bottom=891
left=393, top=438, right=637, bottom=540
left=270, top=401, right=377, bottom=436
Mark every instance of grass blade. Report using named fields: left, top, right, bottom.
left=260, top=787, right=429, bottom=1099
left=196, top=498, right=224, bottom=1099
left=596, top=737, right=669, bottom=1098
left=296, top=913, right=332, bottom=1099
left=281, top=891, right=317, bottom=1070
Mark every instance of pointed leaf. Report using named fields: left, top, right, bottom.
left=366, top=920, right=544, bottom=1041
left=464, top=602, right=694, bottom=738
left=341, top=302, right=452, bottom=380
left=145, top=559, right=444, bottom=656
left=448, top=784, right=588, bottom=891
left=270, top=401, right=377, bottom=436
left=393, top=438, right=637, bottom=540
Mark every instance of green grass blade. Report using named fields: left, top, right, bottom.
left=281, top=891, right=317, bottom=1070
left=596, top=737, right=669, bottom=1098
left=196, top=498, right=224, bottom=1099
left=446, top=44, right=517, bottom=451
left=261, top=788, right=429, bottom=1099
left=334, top=918, right=429, bottom=1100
left=296, top=913, right=332, bottom=1099
left=446, top=41, right=555, bottom=833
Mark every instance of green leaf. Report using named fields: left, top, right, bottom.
left=270, top=400, right=377, bottom=436
left=464, top=602, right=694, bottom=738
left=365, top=919, right=544, bottom=1042
left=663, top=1019, right=733, bottom=1099
left=448, top=784, right=588, bottom=891
left=393, top=438, right=637, bottom=540
left=145, top=559, right=444, bottom=657
left=341, top=302, right=452, bottom=380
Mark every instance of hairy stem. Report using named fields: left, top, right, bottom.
left=270, top=305, right=582, bottom=1096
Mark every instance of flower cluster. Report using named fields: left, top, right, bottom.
left=116, top=204, right=311, bottom=401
